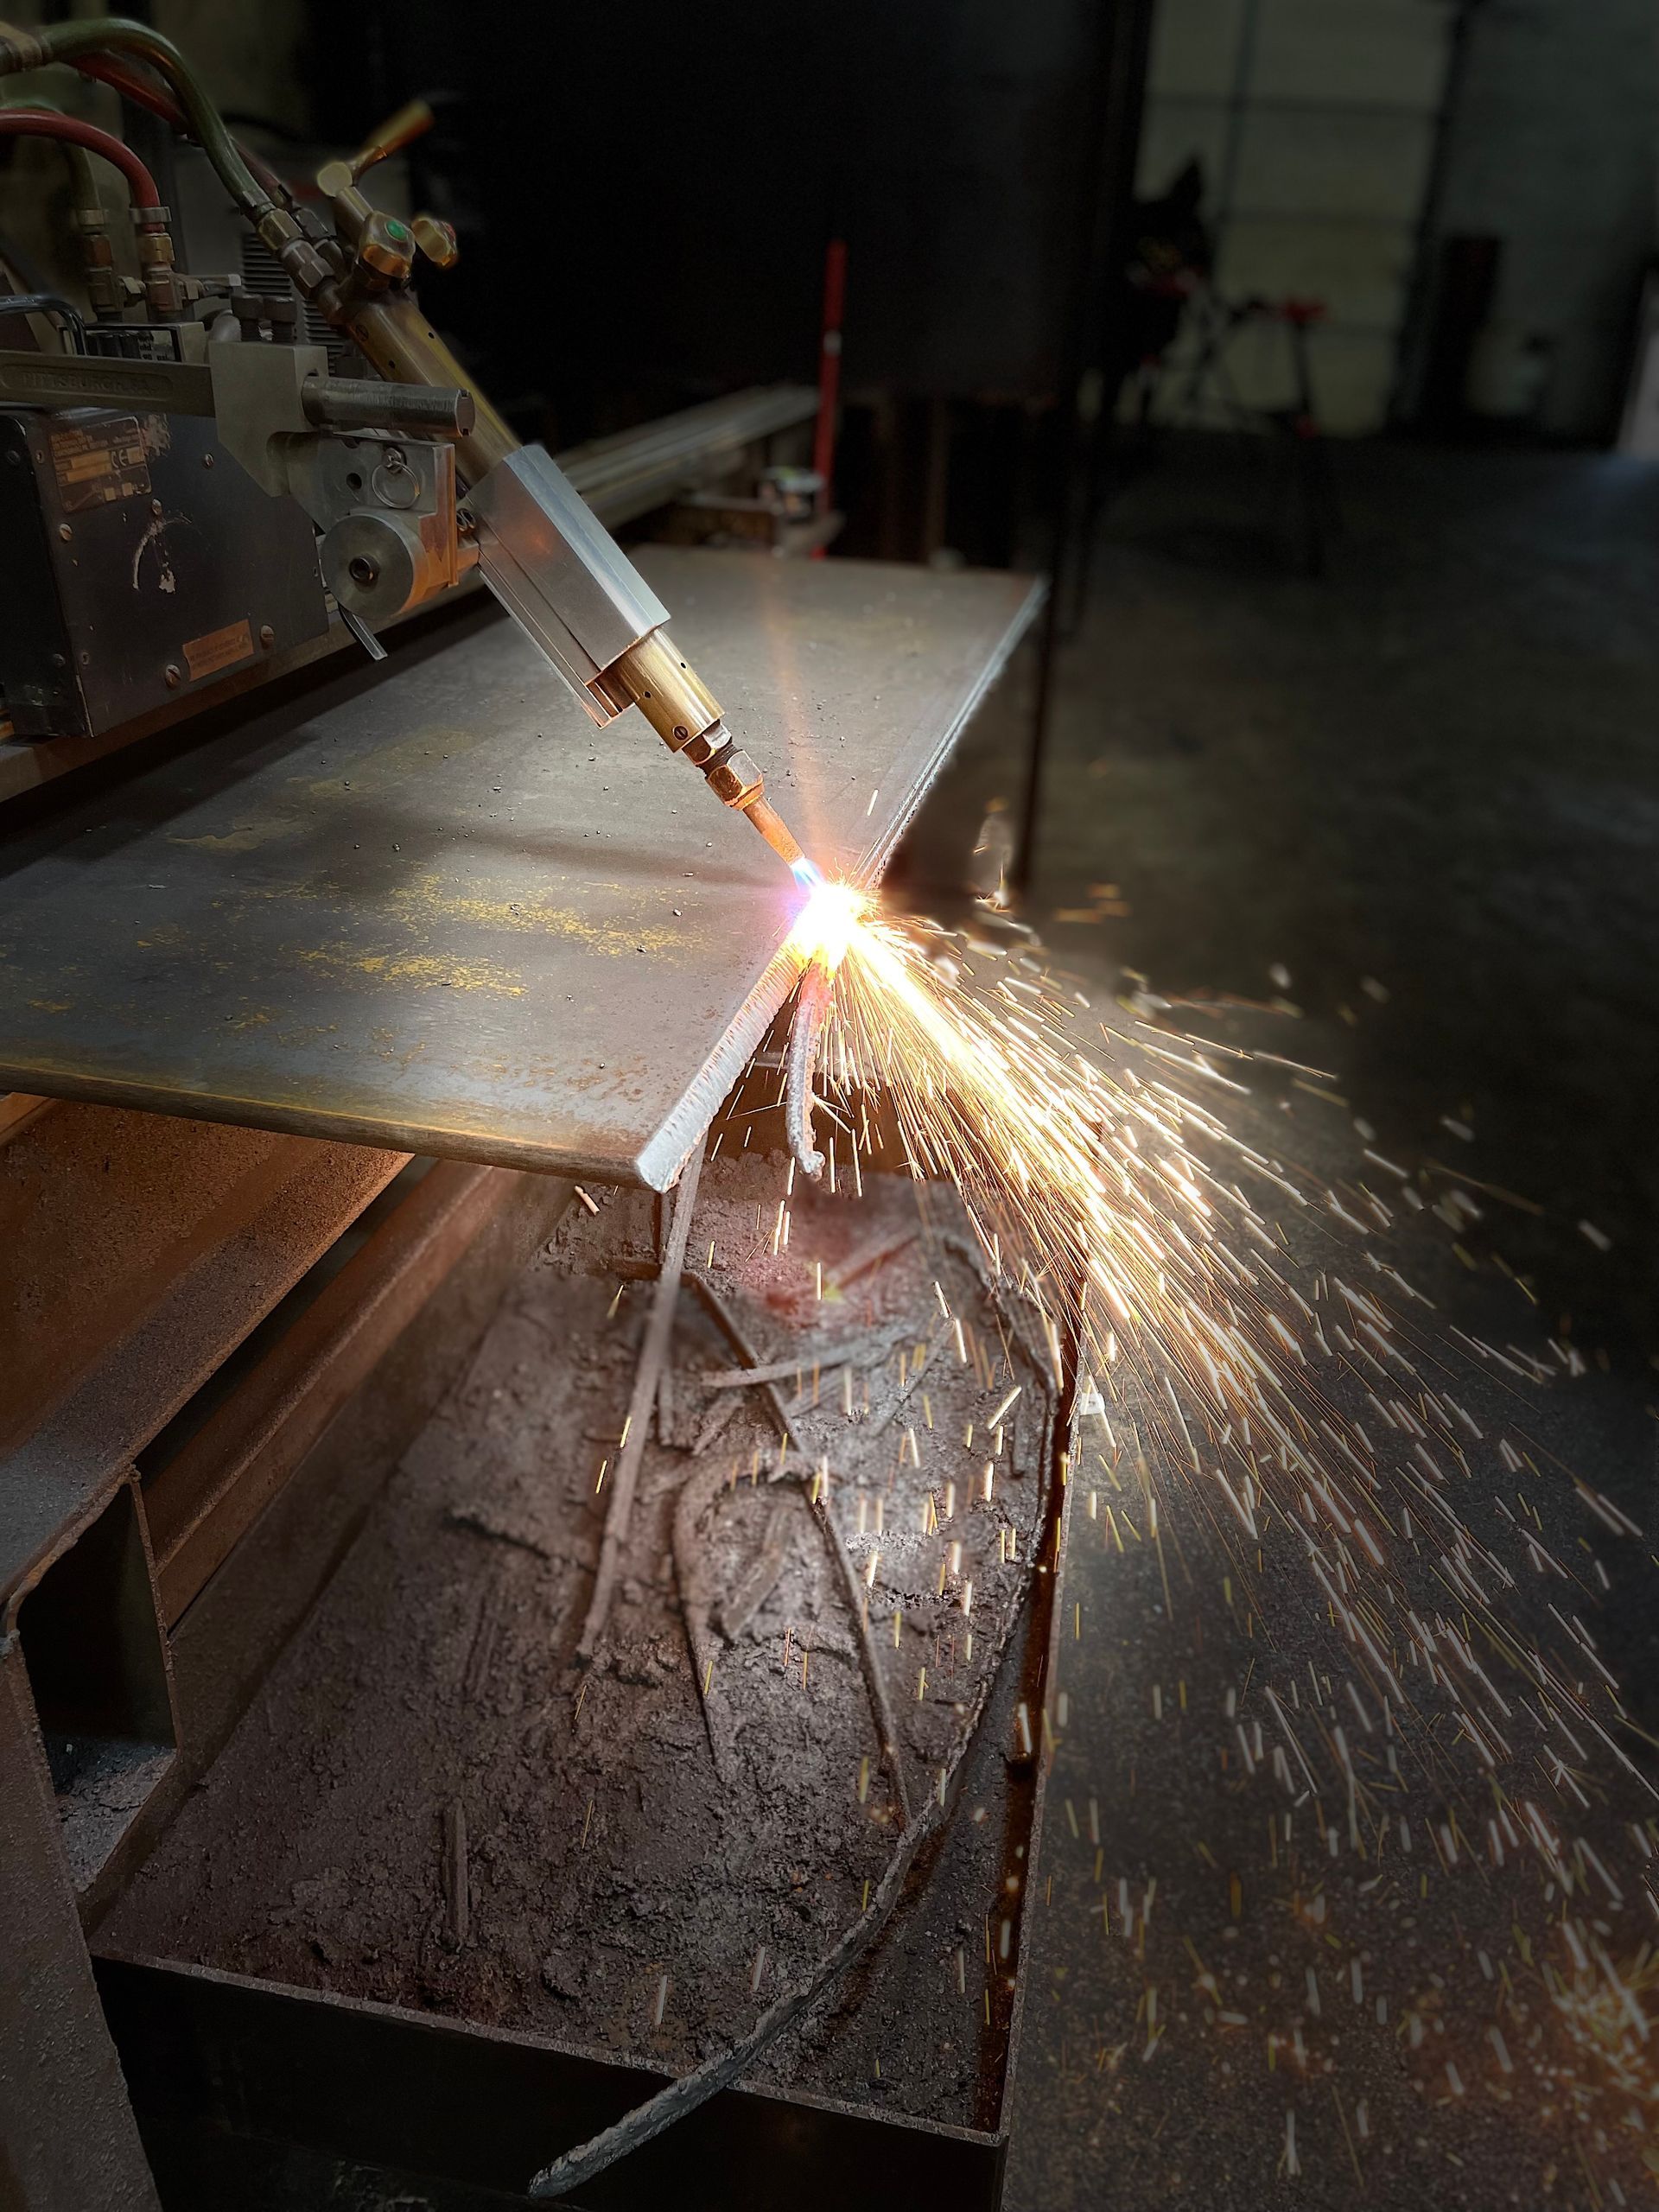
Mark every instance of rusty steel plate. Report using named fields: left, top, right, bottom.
left=0, top=551, right=1039, bottom=1186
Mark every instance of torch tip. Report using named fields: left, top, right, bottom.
left=744, top=794, right=822, bottom=886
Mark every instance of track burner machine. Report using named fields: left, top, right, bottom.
left=0, top=19, right=1053, bottom=2210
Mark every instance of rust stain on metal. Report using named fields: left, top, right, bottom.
left=296, top=946, right=526, bottom=997
left=169, top=823, right=281, bottom=854
left=387, top=878, right=691, bottom=957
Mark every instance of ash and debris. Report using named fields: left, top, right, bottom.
left=105, top=1157, right=1060, bottom=2134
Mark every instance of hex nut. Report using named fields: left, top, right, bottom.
left=705, top=749, right=763, bottom=806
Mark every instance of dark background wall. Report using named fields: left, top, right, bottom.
left=305, top=0, right=1124, bottom=433
left=289, top=0, right=1156, bottom=567
left=1433, top=0, right=1659, bottom=439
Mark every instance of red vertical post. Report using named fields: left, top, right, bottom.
left=811, top=238, right=847, bottom=555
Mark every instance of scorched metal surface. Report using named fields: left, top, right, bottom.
left=0, top=550, right=1039, bottom=1185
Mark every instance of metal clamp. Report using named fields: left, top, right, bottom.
left=303, top=436, right=462, bottom=626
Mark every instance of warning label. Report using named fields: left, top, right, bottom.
left=182, top=618, right=255, bottom=683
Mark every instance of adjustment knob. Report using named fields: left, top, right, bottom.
left=411, top=213, right=460, bottom=270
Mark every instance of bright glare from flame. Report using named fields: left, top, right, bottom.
left=787, top=878, right=870, bottom=978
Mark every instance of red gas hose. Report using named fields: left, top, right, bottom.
left=0, top=105, right=162, bottom=212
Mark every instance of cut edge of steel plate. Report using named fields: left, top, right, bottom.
left=0, top=1053, right=645, bottom=1194
left=633, top=573, right=1045, bottom=1192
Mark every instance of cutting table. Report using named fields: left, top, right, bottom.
left=0, top=541, right=1043, bottom=2212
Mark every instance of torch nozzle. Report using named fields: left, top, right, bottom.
left=743, top=794, right=823, bottom=887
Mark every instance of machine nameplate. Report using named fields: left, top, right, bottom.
left=48, top=417, right=150, bottom=512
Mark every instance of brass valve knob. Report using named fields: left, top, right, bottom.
left=358, top=211, right=415, bottom=282
left=410, top=213, right=459, bottom=270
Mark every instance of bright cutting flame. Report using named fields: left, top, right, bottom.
left=787, top=878, right=868, bottom=977
left=791, top=877, right=1250, bottom=1398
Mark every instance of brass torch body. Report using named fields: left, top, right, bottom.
left=601, top=630, right=723, bottom=755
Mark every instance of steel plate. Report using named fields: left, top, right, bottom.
left=0, top=551, right=1039, bottom=1186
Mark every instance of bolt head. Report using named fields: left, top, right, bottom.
left=164, top=663, right=181, bottom=688
left=57, top=523, right=72, bottom=542
left=259, top=624, right=276, bottom=648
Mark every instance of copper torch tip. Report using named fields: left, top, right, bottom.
left=744, top=796, right=822, bottom=887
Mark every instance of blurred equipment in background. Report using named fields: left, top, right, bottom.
left=650, top=460, right=835, bottom=556
left=0, top=28, right=814, bottom=874
left=317, top=2, right=1156, bottom=579
left=1113, top=157, right=1214, bottom=413
left=1059, top=156, right=1213, bottom=626
left=1155, top=289, right=1341, bottom=576
left=1414, top=232, right=1503, bottom=437
left=810, top=235, right=848, bottom=553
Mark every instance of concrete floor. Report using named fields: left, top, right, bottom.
left=1032, top=435, right=1659, bottom=1367
left=997, top=435, right=1659, bottom=2211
